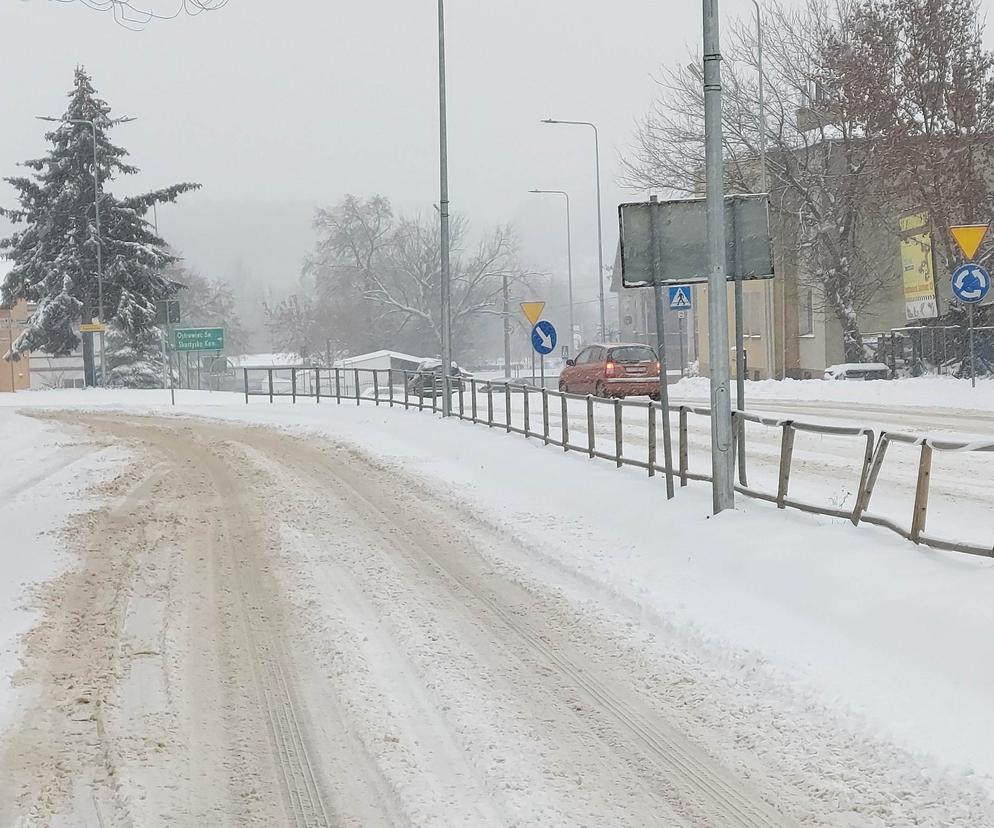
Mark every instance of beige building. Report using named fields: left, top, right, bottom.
left=0, top=301, right=32, bottom=392
left=618, top=132, right=978, bottom=379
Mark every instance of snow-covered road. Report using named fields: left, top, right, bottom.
left=1, top=393, right=993, bottom=826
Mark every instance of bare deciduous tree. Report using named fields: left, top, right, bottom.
left=58, top=0, right=227, bottom=30
left=369, top=213, right=523, bottom=353
left=624, top=0, right=896, bottom=361
left=269, top=195, right=528, bottom=361
left=625, top=0, right=994, bottom=364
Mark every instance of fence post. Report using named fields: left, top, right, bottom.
left=648, top=403, right=656, bottom=478
left=561, top=394, right=569, bottom=452
left=614, top=399, right=623, bottom=468
left=487, top=383, right=494, bottom=427
left=335, top=368, right=341, bottom=404
left=373, top=370, right=380, bottom=406
left=850, top=431, right=875, bottom=524
left=432, top=380, right=438, bottom=413
left=587, top=396, right=595, bottom=458
left=354, top=369, right=361, bottom=406
left=776, top=423, right=796, bottom=509
left=291, top=368, right=297, bottom=404
left=523, top=386, right=530, bottom=437
left=458, top=378, right=465, bottom=418
left=243, top=368, right=249, bottom=404
left=389, top=370, right=395, bottom=408
left=404, top=372, right=410, bottom=410
left=853, top=435, right=889, bottom=525
left=268, top=368, right=274, bottom=404
left=315, top=367, right=321, bottom=403
left=471, top=379, right=478, bottom=423
left=505, top=383, right=512, bottom=433
left=679, top=408, right=688, bottom=486
left=542, top=389, right=550, bottom=445
left=911, top=442, right=933, bottom=543
left=419, top=378, right=425, bottom=411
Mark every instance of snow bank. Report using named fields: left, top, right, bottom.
left=673, top=374, right=994, bottom=411
left=216, top=402, right=994, bottom=785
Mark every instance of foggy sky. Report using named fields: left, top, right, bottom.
left=0, top=0, right=919, bottom=311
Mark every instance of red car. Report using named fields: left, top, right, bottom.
left=559, top=343, right=662, bottom=399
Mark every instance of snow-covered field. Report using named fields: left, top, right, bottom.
left=1, top=384, right=993, bottom=825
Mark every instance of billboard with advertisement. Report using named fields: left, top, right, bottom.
left=899, top=212, right=939, bottom=321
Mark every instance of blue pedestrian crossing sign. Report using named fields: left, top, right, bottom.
left=668, top=285, right=693, bottom=311
left=531, top=320, right=557, bottom=355
left=951, top=263, right=991, bottom=304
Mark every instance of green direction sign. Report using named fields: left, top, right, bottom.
left=174, top=327, right=224, bottom=352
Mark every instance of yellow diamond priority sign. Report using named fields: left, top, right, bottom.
left=520, top=302, right=545, bottom=326
left=950, top=225, right=989, bottom=261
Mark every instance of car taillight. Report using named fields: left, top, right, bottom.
left=654, top=361, right=661, bottom=375
left=605, top=361, right=615, bottom=377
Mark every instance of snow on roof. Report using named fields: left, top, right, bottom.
left=335, top=349, right=427, bottom=366
left=228, top=352, right=300, bottom=367
left=825, top=363, right=890, bottom=373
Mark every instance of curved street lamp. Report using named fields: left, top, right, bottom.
left=529, top=189, right=575, bottom=353
left=541, top=119, right=606, bottom=340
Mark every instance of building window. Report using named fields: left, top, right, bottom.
left=799, top=289, right=814, bottom=337
left=743, top=288, right=763, bottom=337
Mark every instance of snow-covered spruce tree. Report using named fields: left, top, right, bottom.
left=0, top=67, right=198, bottom=380
left=105, top=320, right=165, bottom=388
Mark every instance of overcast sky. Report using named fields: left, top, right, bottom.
left=0, top=0, right=933, bottom=310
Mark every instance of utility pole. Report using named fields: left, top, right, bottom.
left=649, top=196, right=675, bottom=499
left=502, top=274, right=512, bottom=379
left=438, top=0, right=453, bottom=416
left=704, top=0, right=735, bottom=512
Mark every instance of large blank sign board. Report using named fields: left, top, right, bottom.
left=619, top=194, right=774, bottom=288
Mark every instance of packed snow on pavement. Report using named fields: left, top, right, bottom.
left=0, top=387, right=993, bottom=825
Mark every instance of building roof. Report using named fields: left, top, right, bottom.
left=228, top=352, right=300, bottom=367
left=334, top=349, right=426, bottom=367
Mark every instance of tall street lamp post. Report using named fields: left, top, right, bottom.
left=751, top=0, right=777, bottom=381
left=437, top=0, right=453, bottom=416
left=703, top=0, right=735, bottom=512
left=541, top=119, right=606, bottom=340
left=529, top=189, right=575, bottom=353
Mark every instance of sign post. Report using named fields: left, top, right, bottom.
left=157, top=299, right=181, bottom=406
left=531, top=320, right=557, bottom=389
left=669, top=285, right=692, bottom=379
left=650, top=197, right=675, bottom=498
left=951, top=262, right=990, bottom=387
left=619, top=190, right=773, bottom=512
left=950, top=225, right=991, bottom=389
left=521, top=302, right=546, bottom=385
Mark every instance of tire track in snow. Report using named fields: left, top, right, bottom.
left=263, top=434, right=792, bottom=827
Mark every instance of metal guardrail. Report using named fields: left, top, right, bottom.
left=243, top=366, right=994, bottom=559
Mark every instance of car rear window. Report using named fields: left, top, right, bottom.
left=609, top=346, right=656, bottom=364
